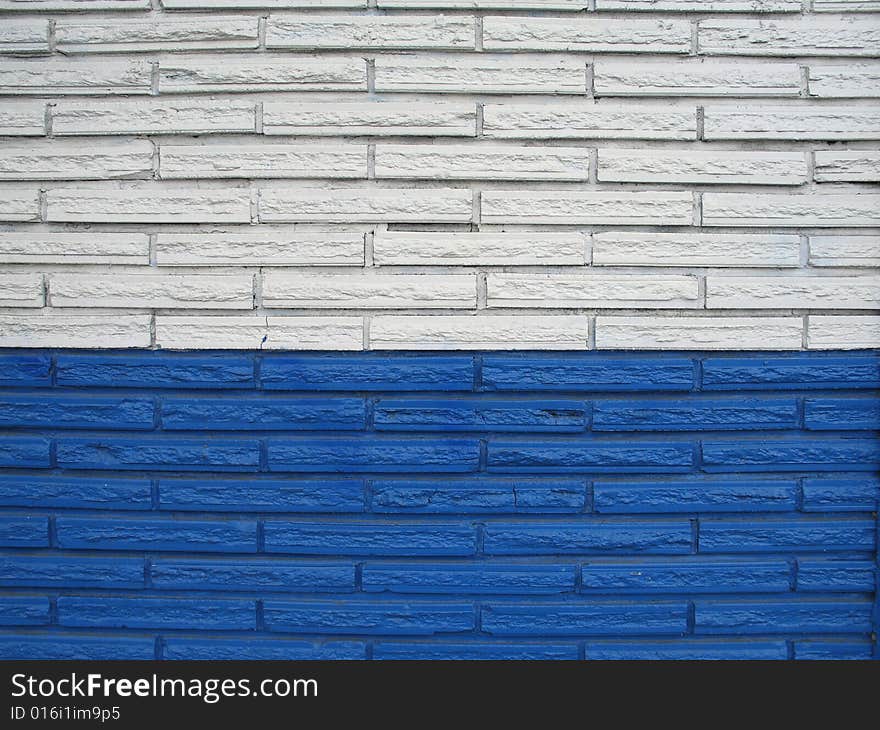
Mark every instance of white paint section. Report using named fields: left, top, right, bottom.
left=596, top=317, right=804, bottom=350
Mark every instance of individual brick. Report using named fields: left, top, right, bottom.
left=599, top=149, right=807, bottom=185
left=580, top=561, right=791, bottom=594
left=369, top=315, right=589, bottom=350
left=0, top=101, right=44, bottom=135
left=808, top=315, right=880, bottom=349
left=54, top=16, right=259, bottom=53
left=266, top=15, right=475, bottom=50
left=0, top=139, right=154, bottom=180
left=481, top=190, right=693, bottom=224
left=259, top=187, right=472, bottom=223
left=595, top=317, right=803, bottom=351
left=0, top=314, right=151, bottom=348
left=695, top=600, right=873, bottom=634
left=0, top=232, right=149, bottom=264
left=0, top=58, right=151, bottom=95
left=57, top=596, right=255, bottom=630
left=592, top=397, right=798, bottom=431
left=0, top=354, right=50, bottom=386
left=162, top=0, right=366, bottom=6
left=56, top=516, right=257, bottom=552
left=264, top=522, right=476, bottom=556
left=483, top=17, right=690, bottom=53
left=594, top=60, right=801, bottom=97
left=0, top=438, right=50, bottom=467
left=701, top=439, right=880, bottom=472
left=46, top=188, right=252, bottom=223
left=802, top=477, right=879, bottom=512
left=699, top=519, right=876, bottom=553
left=0, top=597, right=49, bottom=626
left=702, top=193, right=880, bottom=226
left=156, top=231, right=364, bottom=266
left=796, top=560, right=876, bottom=593
left=793, top=641, right=874, bottom=660
left=0, top=475, right=151, bottom=510
left=373, top=643, right=578, bottom=661
left=698, top=19, right=880, bottom=57
left=263, top=101, right=475, bottom=137
left=1, top=0, right=149, bottom=8
left=374, top=55, right=587, bottom=94
left=808, top=64, right=880, bottom=98
left=267, top=438, right=480, bottom=473
left=159, top=143, right=367, bottom=179
left=373, top=231, right=587, bottom=266
left=814, top=151, right=880, bottom=182
left=812, top=0, right=880, bottom=9
left=0, top=516, right=49, bottom=547
left=0, top=635, right=154, bottom=661
left=482, top=603, right=688, bottom=636
left=159, top=478, right=364, bottom=512
left=49, top=273, right=255, bottom=309
left=160, top=397, right=366, bottom=430
left=377, top=0, right=586, bottom=6
left=487, top=441, right=694, bottom=473
left=262, top=273, right=477, bottom=309
left=0, top=186, right=39, bottom=221
left=0, top=555, right=143, bottom=589
left=481, top=103, right=696, bottom=140
left=483, top=523, right=692, bottom=555
left=151, top=559, right=355, bottom=593
left=804, top=398, right=880, bottom=431
left=809, top=236, right=880, bottom=267
left=584, top=641, right=788, bottom=660
left=362, top=564, right=576, bottom=594
left=706, top=276, right=880, bottom=309
left=597, top=0, right=800, bottom=8
left=0, top=19, right=50, bottom=55
left=486, top=274, right=700, bottom=309
left=0, top=394, right=154, bottom=430
left=0, top=273, right=42, bottom=307
left=703, top=107, right=880, bottom=140
left=701, top=353, right=880, bottom=390
left=162, top=639, right=365, bottom=661
left=594, top=478, right=798, bottom=514
left=155, top=316, right=364, bottom=350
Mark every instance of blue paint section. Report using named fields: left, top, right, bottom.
left=0, top=348, right=875, bottom=660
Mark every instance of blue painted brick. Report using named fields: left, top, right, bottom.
left=371, top=478, right=586, bottom=514
left=163, top=638, right=366, bottom=660
left=264, top=522, right=475, bottom=557
left=483, top=522, right=692, bottom=555
left=362, top=563, right=576, bottom=594
left=580, top=560, right=791, bottom=594
left=699, top=519, right=876, bottom=554
left=594, top=478, right=797, bottom=514
left=161, top=397, right=366, bottom=431
left=0, top=395, right=155, bottom=430
left=793, top=640, right=874, bottom=660
left=0, top=516, right=48, bottom=547
left=796, top=560, right=876, bottom=593
left=802, top=477, right=879, bottom=512
left=57, top=596, right=255, bottom=630
left=488, top=440, right=694, bottom=473
left=0, top=437, right=51, bottom=467
left=701, top=438, right=880, bottom=472
left=56, top=517, right=257, bottom=553
left=150, top=559, right=355, bottom=593
left=263, top=600, right=475, bottom=635
left=0, top=555, right=143, bottom=588
left=56, top=437, right=261, bottom=472
left=804, top=398, right=880, bottom=431
left=0, top=596, right=50, bottom=626
left=374, top=642, right=578, bottom=660
left=482, top=602, right=688, bottom=636
left=374, top=399, right=587, bottom=432
left=159, top=478, right=364, bottom=513
left=584, top=640, right=787, bottom=660
left=702, top=354, right=880, bottom=391
left=267, top=438, right=480, bottom=473
left=0, top=355, right=51, bottom=387
left=695, top=600, right=873, bottom=635
left=0, top=475, right=151, bottom=510
left=0, top=634, right=155, bottom=660
left=482, top=356, right=695, bottom=392
left=592, top=398, right=798, bottom=432
left=56, top=353, right=255, bottom=389
left=261, top=355, right=473, bottom=391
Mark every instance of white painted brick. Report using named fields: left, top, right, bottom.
left=702, top=193, right=880, bottom=227
left=593, top=232, right=801, bottom=268
left=594, top=61, right=801, bottom=97
left=0, top=232, right=149, bottom=264
left=378, top=0, right=587, bottom=7
left=597, top=0, right=800, bottom=9
left=262, top=273, right=476, bottom=308
left=162, top=0, right=365, bottom=7
left=263, top=102, right=475, bottom=137
left=596, top=316, right=804, bottom=350
left=703, top=107, right=880, bottom=140
left=808, top=65, right=880, bottom=98
left=375, top=144, right=589, bottom=181
left=156, top=315, right=363, bottom=350
left=0, top=19, right=50, bottom=55
left=0, top=58, right=152, bottom=95
left=370, top=315, right=589, bottom=350
left=0, top=102, right=44, bottom=136
left=158, top=55, right=366, bottom=93
left=0, top=274, right=44, bottom=307
left=814, top=151, right=880, bottom=182
left=55, top=16, right=258, bottom=53
left=52, top=100, right=256, bottom=136
left=373, top=231, right=587, bottom=266
left=482, top=103, right=696, bottom=140
left=0, top=0, right=149, bottom=8
left=50, top=273, right=255, bottom=310
left=0, top=140, right=153, bottom=181
left=809, top=236, right=880, bottom=268
left=707, top=277, right=880, bottom=310
left=698, top=19, right=880, bottom=57
left=46, top=188, right=252, bottom=223
left=598, top=149, right=806, bottom=185
left=483, top=17, right=690, bottom=53
left=487, top=274, right=700, bottom=309
left=259, top=187, right=472, bottom=223
left=0, top=314, right=151, bottom=348
left=813, top=0, right=880, bottom=10
left=481, top=190, right=693, bottom=225
left=266, top=15, right=474, bottom=50
left=808, top=316, right=880, bottom=349
left=159, top=144, right=367, bottom=179
left=374, top=55, right=587, bottom=94
left=156, top=231, right=365, bottom=266
left=0, top=186, right=40, bottom=221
